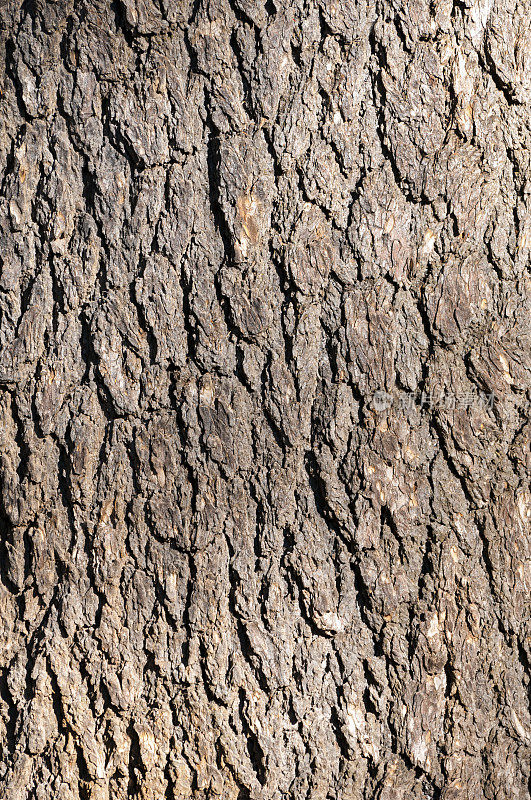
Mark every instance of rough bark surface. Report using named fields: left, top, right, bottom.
left=0, top=0, right=530, bottom=798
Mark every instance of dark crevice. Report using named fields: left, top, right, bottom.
left=229, top=28, right=255, bottom=120
left=129, top=272, right=158, bottom=364
left=226, top=536, right=271, bottom=696
left=0, top=663, right=18, bottom=755
left=10, top=393, right=30, bottom=481
left=109, top=0, right=137, bottom=48
left=126, top=720, right=142, bottom=797
left=188, top=0, right=202, bottom=25
left=304, top=450, right=379, bottom=640
left=238, top=687, right=267, bottom=785
left=329, top=704, right=351, bottom=763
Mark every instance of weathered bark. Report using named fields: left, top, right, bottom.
left=0, top=0, right=530, bottom=798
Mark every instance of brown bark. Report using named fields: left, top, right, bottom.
left=0, top=0, right=530, bottom=798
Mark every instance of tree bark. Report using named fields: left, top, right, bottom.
left=0, top=0, right=530, bottom=798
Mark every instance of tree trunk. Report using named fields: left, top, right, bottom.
left=0, top=0, right=530, bottom=798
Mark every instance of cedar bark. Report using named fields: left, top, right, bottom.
left=0, top=1, right=530, bottom=798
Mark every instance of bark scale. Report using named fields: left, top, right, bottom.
left=0, top=0, right=530, bottom=798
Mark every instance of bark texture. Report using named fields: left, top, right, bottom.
left=0, top=0, right=530, bottom=798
